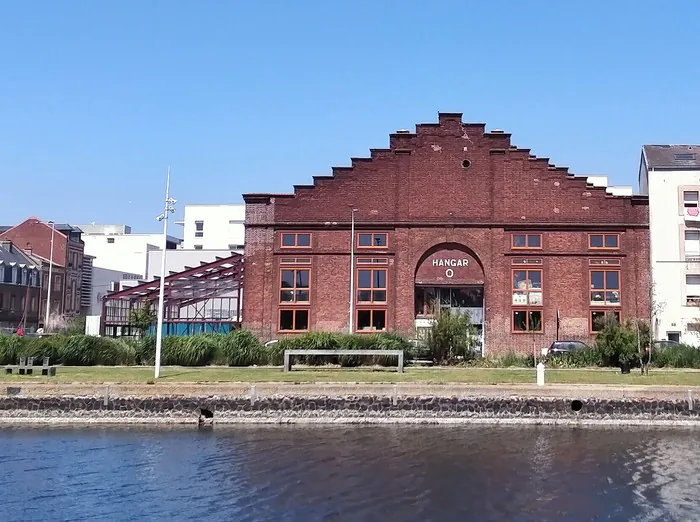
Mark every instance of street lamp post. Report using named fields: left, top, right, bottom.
left=44, top=221, right=55, bottom=330
left=349, top=208, right=357, bottom=333
left=154, top=167, right=176, bottom=379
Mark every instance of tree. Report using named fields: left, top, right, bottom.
left=425, top=300, right=479, bottom=364
left=129, top=303, right=155, bottom=337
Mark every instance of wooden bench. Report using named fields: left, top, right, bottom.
left=283, top=349, right=404, bottom=373
left=5, top=356, right=57, bottom=377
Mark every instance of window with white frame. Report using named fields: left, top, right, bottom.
left=684, top=191, right=699, bottom=208
left=687, top=275, right=700, bottom=306
left=686, top=230, right=700, bottom=256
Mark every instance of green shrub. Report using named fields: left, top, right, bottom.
left=220, top=330, right=265, bottom=366
left=425, top=305, right=479, bottom=364
left=544, top=347, right=604, bottom=368
left=595, top=317, right=649, bottom=366
left=652, top=344, right=700, bottom=369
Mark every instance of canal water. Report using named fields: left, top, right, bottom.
left=1, top=425, right=698, bottom=521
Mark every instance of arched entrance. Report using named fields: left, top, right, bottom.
left=414, top=243, right=485, bottom=352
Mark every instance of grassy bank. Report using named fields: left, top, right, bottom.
left=1, top=366, right=699, bottom=385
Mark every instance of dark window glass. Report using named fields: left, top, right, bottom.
left=372, top=310, right=386, bottom=330
left=358, top=270, right=372, bottom=288
left=281, top=270, right=295, bottom=288
left=527, top=235, right=541, bottom=248
left=373, top=270, right=386, bottom=288
left=606, top=271, right=619, bottom=290
left=373, top=234, right=387, bottom=247
left=528, top=311, right=542, bottom=331
left=279, top=310, right=294, bottom=330
left=590, top=271, right=604, bottom=289
left=512, top=235, right=526, bottom=248
left=295, top=290, right=309, bottom=302
left=295, top=310, right=309, bottom=330
left=358, top=234, right=373, bottom=247
left=372, top=290, right=387, bottom=302
left=513, top=271, right=527, bottom=289
left=357, top=310, right=371, bottom=329
left=529, top=271, right=542, bottom=289
left=513, top=311, right=527, bottom=331
left=605, top=235, right=619, bottom=248
left=589, top=235, right=604, bottom=248
left=280, top=290, right=294, bottom=302
left=281, top=234, right=296, bottom=247
left=296, top=270, right=309, bottom=288
left=297, top=234, right=311, bottom=247
left=591, top=311, right=621, bottom=331
left=357, top=290, right=372, bottom=302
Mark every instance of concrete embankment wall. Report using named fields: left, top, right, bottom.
left=1, top=383, right=700, bottom=426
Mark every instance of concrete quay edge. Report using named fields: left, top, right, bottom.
left=4, top=382, right=700, bottom=400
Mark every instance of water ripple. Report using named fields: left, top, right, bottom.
left=1, top=425, right=699, bottom=521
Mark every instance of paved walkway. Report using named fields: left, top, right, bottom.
left=5, top=382, right=700, bottom=400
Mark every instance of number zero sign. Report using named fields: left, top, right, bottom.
left=445, top=268, right=454, bottom=278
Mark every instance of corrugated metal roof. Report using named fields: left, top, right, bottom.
left=643, top=145, right=700, bottom=169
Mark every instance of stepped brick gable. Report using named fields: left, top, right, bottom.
left=243, top=112, right=650, bottom=354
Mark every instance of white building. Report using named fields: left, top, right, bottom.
left=640, top=145, right=700, bottom=344
left=176, top=204, right=245, bottom=250
left=77, top=224, right=181, bottom=276
left=76, top=224, right=181, bottom=316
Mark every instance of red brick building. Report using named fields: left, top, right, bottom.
left=243, top=113, right=650, bottom=354
left=0, top=218, right=85, bottom=319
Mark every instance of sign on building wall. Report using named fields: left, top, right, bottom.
left=415, top=248, right=484, bottom=285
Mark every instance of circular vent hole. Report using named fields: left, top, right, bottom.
left=461, top=159, right=472, bottom=169
left=571, top=400, right=583, bottom=412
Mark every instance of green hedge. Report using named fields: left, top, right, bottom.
left=0, top=331, right=414, bottom=367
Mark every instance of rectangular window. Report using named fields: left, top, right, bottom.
left=10, top=295, right=16, bottom=312
left=684, top=191, right=699, bottom=208
left=12, top=267, right=17, bottom=284
left=21, top=269, right=27, bottom=286
left=107, top=237, right=115, bottom=244
left=512, top=269, right=542, bottom=306
left=356, top=309, right=387, bottom=332
left=31, top=297, right=37, bottom=311
left=357, top=233, right=388, bottom=248
left=590, top=270, right=620, bottom=306
left=511, top=234, right=542, bottom=249
left=279, top=257, right=311, bottom=265
left=0, top=266, right=4, bottom=281
left=357, top=268, right=387, bottom=303
left=356, top=257, right=389, bottom=265
left=54, top=275, right=62, bottom=287
left=278, top=309, right=309, bottom=332
left=281, top=233, right=311, bottom=248
left=686, top=230, right=700, bottom=257
left=686, top=274, right=700, bottom=306
left=0, top=294, right=3, bottom=309
left=194, top=245, right=203, bottom=250
left=512, top=310, right=542, bottom=332
left=195, top=220, right=204, bottom=231
left=591, top=310, right=621, bottom=332
left=280, top=269, right=310, bottom=303
left=512, top=268, right=543, bottom=332
left=589, top=234, right=619, bottom=250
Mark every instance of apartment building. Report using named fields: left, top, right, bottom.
left=640, top=145, right=700, bottom=344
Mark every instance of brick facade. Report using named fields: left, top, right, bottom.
left=243, top=113, right=650, bottom=354
left=0, top=218, right=85, bottom=318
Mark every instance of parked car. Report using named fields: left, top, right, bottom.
left=652, top=340, right=681, bottom=350
left=545, top=340, right=588, bottom=356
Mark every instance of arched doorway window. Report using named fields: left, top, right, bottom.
left=414, top=244, right=485, bottom=351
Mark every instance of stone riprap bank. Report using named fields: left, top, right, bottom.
left=1, top=388, right=700, bottom=425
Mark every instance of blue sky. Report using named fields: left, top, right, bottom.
left=2, top=1, right=699, bottom=233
